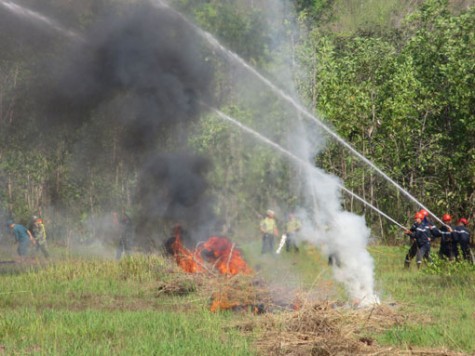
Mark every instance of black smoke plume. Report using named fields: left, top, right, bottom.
left=34, top=3, right=216, bottom=246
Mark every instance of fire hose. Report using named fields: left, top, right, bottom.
left=276, top=234, right=287, bottom=254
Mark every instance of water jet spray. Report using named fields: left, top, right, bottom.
left=0, top=0, right=83, bottom=41
left=2, top=0, right=440, bottom=225
left=210, top=106, right=406, bottom=231
left=152, top=0, right=443, bottom=226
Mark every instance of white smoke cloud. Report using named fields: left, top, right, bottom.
left=262, top=0, right=380, bottom=306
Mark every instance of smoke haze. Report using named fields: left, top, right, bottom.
left=1, top=1, right=217, bottom=246
left=2, top=0, right=379, bottom=303
left=249, top=0, right=380, bottom=305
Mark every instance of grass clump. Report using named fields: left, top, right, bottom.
left=0, top=254, right=254, bottom=355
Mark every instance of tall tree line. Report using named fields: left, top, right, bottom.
left=0, top=0, right=473, bottom=244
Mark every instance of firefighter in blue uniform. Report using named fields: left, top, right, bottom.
left=452, top=218, right=473, bottom=263
left=431, top=213, right=454, bottom=260
left=404, top=211, right=436, bottom=269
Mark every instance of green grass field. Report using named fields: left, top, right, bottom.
left=0, top=241, right=473, bottom=355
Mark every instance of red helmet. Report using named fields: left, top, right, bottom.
left=419, top=209, right=429, bottom=217
left=414, top=212, right=424, bottom=220
left=442, top=214, right=452, bottom=222
left=458, top=218, right=468, bottom=225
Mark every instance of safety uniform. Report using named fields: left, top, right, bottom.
left=405, top=221, right=433, bottom=268
left=452, top=225, right=472, bottom=262
left=260, top=216, right=277, bottom=254
left=32, top=220, right=49, bottom=258
left=431, top=225, right=453, bottom=260
left=285, top=217, right=301, bottom=253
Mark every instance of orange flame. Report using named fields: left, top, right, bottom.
left=209, top=291, right=241, bottom=312
left=171, top=226, right=203, bottom=273
left=209, top=289, right=264, bottom=314
left=170, top=228, right=251, bottom=276
left=201, top=236, right=252, bottom=276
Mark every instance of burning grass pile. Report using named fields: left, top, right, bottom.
left=207, top=276, right=271, bottom=313
left=155, top=264, right=458, bottom=355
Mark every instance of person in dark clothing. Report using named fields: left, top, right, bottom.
left=328, top=253, right=342, bottom=268
left=431, top=213, right=454, bottom=260
left=116, top=211, right=133, bottom=259
left=452, top=218, right=473, bottom=263
left=7, top=220, right=36, bottom=260
left=404, top=212, right=436, bottom=269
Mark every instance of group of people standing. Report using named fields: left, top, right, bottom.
left=259, top=209, right=301, bottom=255
left=6, top=216, right=49, bottom=261
left=404, top=209, right=473, bottom=269
left=5, top=209, right=134, bottom=262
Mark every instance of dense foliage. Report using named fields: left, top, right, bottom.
left=0, top=0, right=473, bottom=244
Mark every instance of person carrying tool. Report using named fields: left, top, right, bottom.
left=259, top=209, right=278, bottom=255
left=31, top=217, right=49, bottom=258
left=452, top=218, right=473, bottom=263
left=7, top=220, right=36, bottom=261
left=404, top=211, right=435, bottom=269
left=431, top=213, right=454, bottom=260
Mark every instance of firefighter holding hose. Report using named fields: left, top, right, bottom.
left=404, top=211, right=436, bottom=269
left=260, top=209, right=278, bottom=254
left=452, top=218, right=473, bottom=263
left=431, top=213, right=454, bottom=260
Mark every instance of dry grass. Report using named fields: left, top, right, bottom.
left=251, top=298, right=467, bottom=355
left=158, top=270, right=462, bottom=355
left=254, top=301, right=401, bottom=355
left=151, top=263, right=469, bottom=355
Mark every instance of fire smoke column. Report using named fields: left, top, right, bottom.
left=262, top=0, right=379, bottom=305
left=34, top=3, right=216, bottom=246
left=300, top=163, right=379, bottom=306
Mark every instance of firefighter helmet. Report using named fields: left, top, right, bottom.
left=458, top=218, right=468, bottom=225
left=419, top=209, right=429, bottom=217
left=442, top=214, right=452, bottom=222
left=414, top=212, right=424, bottom=220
